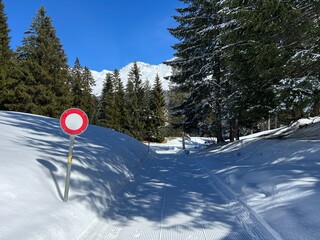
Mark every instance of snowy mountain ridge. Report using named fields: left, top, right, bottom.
left=91, top=61, right=173, bottom=96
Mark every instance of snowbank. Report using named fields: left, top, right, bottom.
left=150, top=137, right=212, bottom=154
left=0, top=111, right=150, bottom=239
left=196, top=137, right=320, bottom=240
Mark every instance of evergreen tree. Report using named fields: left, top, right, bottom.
left=166, top=83, right=187, bottom=137
left=221, top=0, right=307, bottom=126
left=142, top=80, right=152, bottom=139
left=113, top=69, right=129, bottom=132
left=70, top=58, right=83, bottom=106
left=13, top=6, right=71, bottom=117
left=150, top=74, right=166, bottom=142
left=0, top=0, right=11, bottom=67
left=82, top=66, right=96, bottom=121
left=69, top=58, right=96, bottom=121
left=167, top=0, right=320, bottom=137
left=90, top=94, right=99, bottom=125
left=0, top=0, right=19, bottom=111
left=272, top=1, right=320, bottom=120
left=167, top=0, right=227, bottom=142
left=124, top=75, right=134, bottom=135
left=125, top=62, right=145, bottom=140
left=98, top=73, right=116, bottom=128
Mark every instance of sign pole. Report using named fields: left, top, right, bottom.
left=63, top=135, right=75, bottom=202
left=60, top=108, right=89, bottom=203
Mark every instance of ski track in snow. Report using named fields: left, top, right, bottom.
left=78, top=151, right=280, bottom=240
left=196, top=161, right=283, bottom=240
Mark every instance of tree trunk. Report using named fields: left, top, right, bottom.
left=229, top=119, right=236, bottom=142
left=312, top=96, right=320, bottom=116
left=182, top=131, right=186, bottom=150
left=215, top=109, right=224, bottom=143
left=236, top=119, right=240, bottom=140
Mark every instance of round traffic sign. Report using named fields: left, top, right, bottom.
left=60, top=108, right=89, bottom=135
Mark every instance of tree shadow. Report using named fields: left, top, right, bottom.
left=0, top=111, right=150, bottom=213
left=97, top=154, right=253, bottom=238
left=194, top=138, right=320, bottom=239
left=0, top=111, right=252, bottom=238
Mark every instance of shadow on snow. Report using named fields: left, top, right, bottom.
left=1, top=111, right=252, bottom=238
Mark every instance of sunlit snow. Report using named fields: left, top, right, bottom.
left=1, top=111, right=319, bottom=239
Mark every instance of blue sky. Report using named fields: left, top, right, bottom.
left=3, top=0, right=184, bottom=71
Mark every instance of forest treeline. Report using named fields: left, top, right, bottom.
left=1, top=1, right=320, bottom=143
left=0, top=3, right=166, bottom=142
left=167, top=0, right=320, bottom=142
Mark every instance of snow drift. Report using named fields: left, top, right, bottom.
left=196, top=136, right=320, bottom=240
left=0, top=111, right=150, bottom=239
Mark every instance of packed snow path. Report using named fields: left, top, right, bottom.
left=79, top=152, right=278, bottom=240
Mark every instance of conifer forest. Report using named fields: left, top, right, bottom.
left=0, top=1, right=319, bottom=142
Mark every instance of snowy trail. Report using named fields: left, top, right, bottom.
left=78, top=152, right=274, bottom=240
left=195, top=161, right=282, bottom=240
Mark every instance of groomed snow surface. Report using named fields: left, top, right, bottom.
left=1, top=111, right=320, bottom=239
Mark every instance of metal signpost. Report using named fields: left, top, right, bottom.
left=60, top=108, right=89, bottom=202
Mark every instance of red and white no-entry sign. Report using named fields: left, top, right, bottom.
left=60, top=108, right=89, bottom=202
left=60, top=108, right=89, bottom=135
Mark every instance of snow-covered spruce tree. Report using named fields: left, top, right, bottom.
left=70, top=58, right=82, bottom=103
left=0, top=0, right=17, bottom=111
left=0, top=0, right=11, bottom=70
left=150, top=74, right=166, bottom=142
left=167, top=0, right=227, bottom=142
left=98, top=72, right=116, bottom=128
left=221, top=0, right=320, bottom=127
left=69, top=58, right=96, bottom=121
left=142, top=79, right=152, bottom=140
left=124, top=75, right=134, bottom=135
left=125, top=62, right=146, bottom=140
left=273, top=1, right=320, bottom=121
left=15, top=6, right=71, bottom=117
left=166, top=83, right=188, bottom=137
left=82, top=67, right=96, bottom=121
left=113, top=69, right=129, bottom=132
left=222, top=0, right=278, bottom=127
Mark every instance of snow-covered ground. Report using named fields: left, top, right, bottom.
left=1, top=111, right=320, bottom=239
left=0, top=111, right=150, bottom=239
left=194, top=138, right=320, bottom=240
